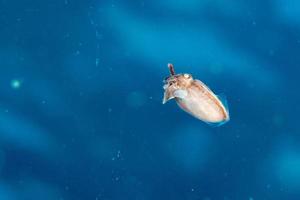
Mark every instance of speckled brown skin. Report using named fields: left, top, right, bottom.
left=163, top=64, right=229, bottom=125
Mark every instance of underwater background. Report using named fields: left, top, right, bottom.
left=1, top=0, right=300, bottom=199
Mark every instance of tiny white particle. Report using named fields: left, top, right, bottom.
left=11, top=79, right=21, bottom=89
left=96, top=58, right=100, bottom=66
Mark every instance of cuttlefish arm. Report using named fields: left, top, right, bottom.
left=162, top=90, right=174, bottom=104
left=163, top=63, right=189, bottom=104
left=163, top=89, right=188, bottom=104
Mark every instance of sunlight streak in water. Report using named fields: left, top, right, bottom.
left=0, top=183, right=16, bottom=200
left=165, top=124, right=214, bottom=173
left=276, top=149, right=300, bottom=189
left=103, top=6, right=280, bottom=89
left=262, top=140, right=300, bottom=192
left=155, top=0, right=246, bottom=16
left=274, top=0, right=300, bottom=25
left=0, top=111, right=57, bottom=155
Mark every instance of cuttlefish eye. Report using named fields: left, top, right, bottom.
left=184, top=74, right=191, bottom=78
left=169, top=80, right=176, bottom=85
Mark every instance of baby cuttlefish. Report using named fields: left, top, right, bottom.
left=163, top=63, right=230, bottom=126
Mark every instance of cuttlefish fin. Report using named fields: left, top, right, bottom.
left=217, top=93, right=229, bottom=113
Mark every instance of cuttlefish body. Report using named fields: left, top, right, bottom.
left=163, top=63, right=230, bottom=126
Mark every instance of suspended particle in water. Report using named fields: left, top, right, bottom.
left=11, top=79, right=21, bottom=89
left=95, top=58, right=100, bottom=67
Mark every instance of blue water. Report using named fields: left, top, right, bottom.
left=1, top=0, right=300, bottom=199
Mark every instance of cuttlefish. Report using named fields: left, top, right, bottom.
left=163, top=63, right=230, bottom=126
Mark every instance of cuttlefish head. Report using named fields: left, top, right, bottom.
left=162, top=64, right=193, bottom=104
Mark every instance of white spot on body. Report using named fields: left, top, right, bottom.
left=173, top=89, right=188, bottom=98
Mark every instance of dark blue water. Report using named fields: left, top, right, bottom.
left=1, top=0, right=300, bottom=199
